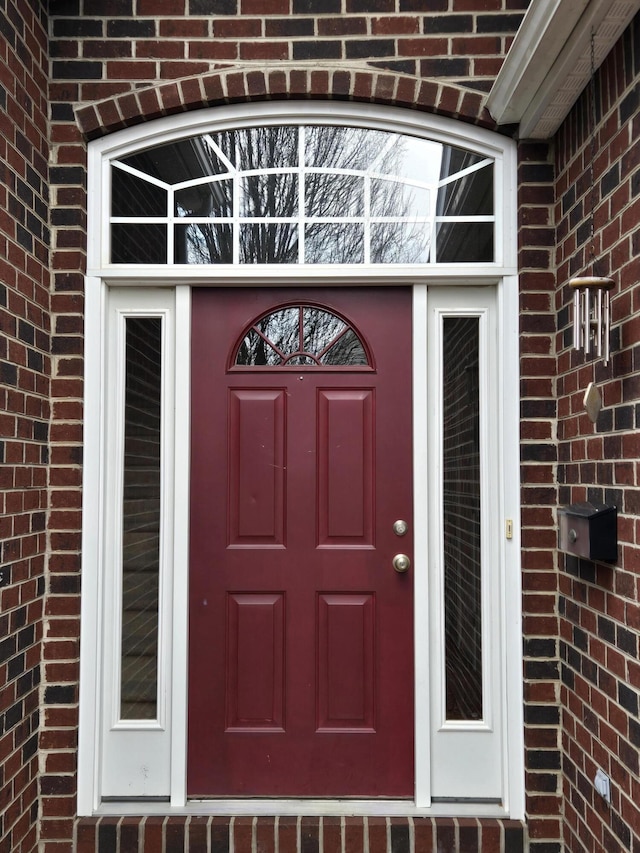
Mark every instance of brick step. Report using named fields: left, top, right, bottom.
left=75, top=816, right=528, bottom=852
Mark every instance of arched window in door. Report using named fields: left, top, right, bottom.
left=232, top=304, right=371, bottom=368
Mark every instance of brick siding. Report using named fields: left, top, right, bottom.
left=44, top=3, right=534, bottom=845
left=1, top=1, right=636, bottom=852
left=74, top=815, right=527, bottom=852
left=555, top=14, right=640, bottom=853
left=0, top=1, right=50, bottom=852
left=518, top=139, right=562, bottom=851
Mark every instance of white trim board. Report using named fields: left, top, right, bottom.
left=487, top=0, right=640, bottom=138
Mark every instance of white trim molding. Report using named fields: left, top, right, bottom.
left=487, top=0, right=640, bottom=138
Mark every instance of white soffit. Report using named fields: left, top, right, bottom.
left=487, top=0, right=640, bottom=139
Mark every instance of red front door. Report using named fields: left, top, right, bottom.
left=188, top=287, right=414, bottom=797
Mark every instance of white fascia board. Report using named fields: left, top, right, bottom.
left=486, top=0, right=590, bottom=125
left=519, top=0, right=640, bottom=138
left=488, top=0, right=640, bottom=138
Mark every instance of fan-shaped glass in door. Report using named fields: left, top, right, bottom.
left=234, top=305, right=369, bottom=368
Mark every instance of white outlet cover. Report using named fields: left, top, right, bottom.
left=594, top=768, right=611, bottom=804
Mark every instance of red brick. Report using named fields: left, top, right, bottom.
left=277, top=817, right=297, bottom=853
left=367, top=817, right=387, bottom=853
left=143, top=817, right=165, bottom=853
left=322, top=817, right=341, bottom=853
left=413, top=818, right=434, bottom=852
left=233, top=817, right=253, bottom=851
left=255, top=817, right=276, bottom=853
left=242, top=0, right=288, bottom=12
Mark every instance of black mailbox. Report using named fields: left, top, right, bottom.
left=558, top=502, right=617, bottom=563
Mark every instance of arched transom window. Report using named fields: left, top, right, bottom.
left=110, top=125, right=494, bottom=266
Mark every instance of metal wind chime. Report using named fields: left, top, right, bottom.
left=569, top=29, right=614, bottom=368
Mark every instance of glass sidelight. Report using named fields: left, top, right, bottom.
left=96, top=288, right=175, bottom=801
left=442, top=317, right=482, bottom=721
left=120, top=317, right=162, bottom=720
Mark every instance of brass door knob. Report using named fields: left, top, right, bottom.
left=393, top=554, right=411, bottom=573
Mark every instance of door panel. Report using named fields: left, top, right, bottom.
left=226, top=593, right=285, bottom=731
left=188, top=287, right=413, bottom=797
left=317, top=389, right=374, bottom=545
left=228, top=389, right=286, bottom=545
left=317, top=593, right=375, bottom=731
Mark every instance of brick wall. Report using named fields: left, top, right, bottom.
left=518, top=138, right=562, bottom=850
left=37, top=1, right=574, bottom=851
left=555, top=13, right=640, bottom=853
left=0, top=2, right=50, bottom=852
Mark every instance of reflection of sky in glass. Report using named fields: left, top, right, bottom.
left=372, top=134, right=443, bottom=184
left=304, top=126, right=388, bottom=170
left=112, top=125, right=494, bottom=265
left=371, top=222, right=431, bottom=264
left=370, top=178, right=430, bottom=219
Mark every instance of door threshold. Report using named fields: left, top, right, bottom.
left=96, top=798, right=508, bottom=818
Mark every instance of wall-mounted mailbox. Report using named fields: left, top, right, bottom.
left=558, top=502, right=617, bottom=563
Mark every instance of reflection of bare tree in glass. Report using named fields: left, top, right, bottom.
left=179, top=223, right=233, bottom=264
left=175, top=128, right=299, bottom=263
left=304, top=127, right=431, bottom=264
left=178, top=126, right=432, bottom=264
left=236, top=306, right=367, bottom=367
left=116, top=126, right=494, bottom=266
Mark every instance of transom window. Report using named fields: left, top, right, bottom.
left=110, top=125, right=494, bottom=266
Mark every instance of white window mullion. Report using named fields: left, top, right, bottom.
left=299, top=126, right=305, bottom=264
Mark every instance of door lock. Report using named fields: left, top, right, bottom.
left=393, top=519, right=409, bottom=536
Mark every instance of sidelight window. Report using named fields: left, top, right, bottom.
left=120, top=317, right=162, bottom=721
left=442, top=316, right=482, bottom=721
